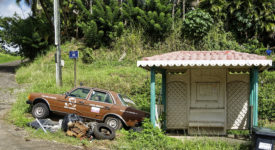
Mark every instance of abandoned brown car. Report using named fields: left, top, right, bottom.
left=26, top=87, right=149, bottom=130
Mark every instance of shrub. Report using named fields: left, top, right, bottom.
left=81, top=48, right=94, bottom=64
left=182, top=9, right=214, bottom=40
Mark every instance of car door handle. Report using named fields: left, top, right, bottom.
left=79, top=101, right=84, bottom=104
left=105, top=106, right=110, bottom=110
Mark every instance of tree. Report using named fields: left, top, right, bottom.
left=136, top=0, right=173, bottom=42
left=0, top=15, right=52, bottom=60
left=199, top=0, right=228, bottom=21
left=79, top=0, right=124, bottom=48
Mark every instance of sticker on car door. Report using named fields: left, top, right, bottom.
left=91, top=107, right=100, bottom=113
left=64, top=97, right=76, bottom=110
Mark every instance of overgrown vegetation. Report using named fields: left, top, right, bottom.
left=113, top=119, right=250, bottom=150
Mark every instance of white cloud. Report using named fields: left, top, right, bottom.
left=0, top=0, right=31, bottom=18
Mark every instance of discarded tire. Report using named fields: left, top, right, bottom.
left=93, top=123, right=116, bottom=140
left=61, top=114, right=83, bottom=131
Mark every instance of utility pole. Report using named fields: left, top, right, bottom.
left=54, top=0, right=62, bottom=86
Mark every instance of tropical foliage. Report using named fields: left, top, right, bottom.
left=0, top=0, right=274, bottom=59
left=200, top=0, right=275, bottom=45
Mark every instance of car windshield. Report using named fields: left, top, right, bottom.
left=118, top=94, right=136, bottom=108
left=69, top=88, right=90, bottom=99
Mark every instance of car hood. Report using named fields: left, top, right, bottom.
left=125, top=106, right=150, bottom=118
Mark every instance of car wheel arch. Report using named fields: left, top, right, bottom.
left=103, top=113, right=127, bottom=127
left=33, top=98, right=51, bottom=111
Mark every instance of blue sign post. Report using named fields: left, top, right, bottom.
left=69, top=51, right=79, bottom=87
left=69, top=51, right=79, bottom=59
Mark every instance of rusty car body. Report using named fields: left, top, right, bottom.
left=26, top=87, right=148, bottom=130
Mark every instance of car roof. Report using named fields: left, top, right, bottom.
left=76, top=86, right=118, bottom=94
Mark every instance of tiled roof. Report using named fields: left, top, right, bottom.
left=137, top=50, right=272, bottom=68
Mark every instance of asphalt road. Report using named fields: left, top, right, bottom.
left=0, top=61, right=82, bottom=150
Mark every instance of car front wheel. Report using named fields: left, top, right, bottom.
left=32, top=103, right=49, bottom=119
left=104, top=117, right=122, bottom=130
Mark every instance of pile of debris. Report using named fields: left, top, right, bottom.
left=66, top=121, right=89, bottom=139
left=28, top=114, right=116, bottom=140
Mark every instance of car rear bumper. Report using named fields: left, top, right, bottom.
left=26, top=100, right=33, bottom=105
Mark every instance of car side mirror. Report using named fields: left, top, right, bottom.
left=65, top=92, right=69, bottom=98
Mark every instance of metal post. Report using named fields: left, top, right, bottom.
left=249, top=69, right=254, bottom=129
left=74, top=58, right=76, bottom=87
left=253, top=67, right=259, bottom=126
left=150, top=67, right=156, bottom=127
left=250, top=67, right=259, bottom=127
left=54, top=0, right=62, bottom=86
left=161, top=70, right=166, bottom=130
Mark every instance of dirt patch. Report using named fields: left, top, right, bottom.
left=0, top=61, right=82, bottom=150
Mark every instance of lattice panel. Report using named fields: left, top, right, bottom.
left=227, top=81, right=249, bottom=129
left=167, top=81, right=188, bottom=128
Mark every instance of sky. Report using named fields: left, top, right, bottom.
left=0, top=0, right=31, bottom=18
left=0, top=0, right=31, bottom=52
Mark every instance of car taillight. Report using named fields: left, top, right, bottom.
left=28, top=94, right=31, bottom=100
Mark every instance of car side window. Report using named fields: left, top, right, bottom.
left=89, top=91, right=112, bottom=104
left=69, top=88, right=90, bottom=99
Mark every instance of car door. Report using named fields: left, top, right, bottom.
left=83, top=90, right=114, bottom=120
left=64, top=88, right=91, bottom=115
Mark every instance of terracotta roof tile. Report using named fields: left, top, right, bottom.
left=137, top=50, right=272, bottom=68
left=142, top=50, right=267, bottom=61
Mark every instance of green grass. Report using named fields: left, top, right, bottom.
left=0, top=53, right=20, bottom=64
left=26, top=128, right=91, bottom=146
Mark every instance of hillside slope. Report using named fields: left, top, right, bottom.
left=11, top=41, right=166, bottom=126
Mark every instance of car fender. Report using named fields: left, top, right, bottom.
left=103, top=113, right=128, bottom=127
left=33, top=98, right=51, bottom=111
